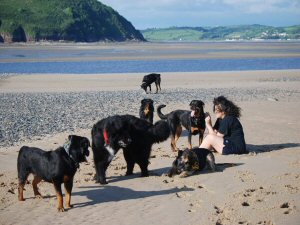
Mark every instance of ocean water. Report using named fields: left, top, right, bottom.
left=1, top=42, right=300, bottom=74
left=1, top=58, right=300, bottom=74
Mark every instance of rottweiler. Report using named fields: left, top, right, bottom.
left=139, top=98, right=154, bottom=124
left=168, top=147, right=215, bottom=177
left=157, top=100, right=205, bottom=151
left=141, top=73, right=161, bottom=94
left=17, top=135, right=90, bottom=212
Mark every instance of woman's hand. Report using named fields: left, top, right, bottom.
left=205, top=112, right=212, bottom=126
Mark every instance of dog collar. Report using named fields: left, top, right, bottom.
left=190, top=116, right=201, bottom=127
left=63, top=140, right=79, bottom=168
left=63, top=141, right=71, bottom=156
left=103, top=129, right=110, bottom=145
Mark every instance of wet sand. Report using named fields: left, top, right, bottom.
left=1, top=41, right=300, bottom=63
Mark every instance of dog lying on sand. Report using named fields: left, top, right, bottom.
left=168, top=147, right=215, bottom=177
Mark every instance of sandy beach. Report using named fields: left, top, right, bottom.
left=0, top=70, right=300, bottom=225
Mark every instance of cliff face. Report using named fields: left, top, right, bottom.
left=0, top=0, right=145, bottom=42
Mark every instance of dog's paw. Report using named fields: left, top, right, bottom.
left=99, top=180, right=108, bottom=185
left=57, top=207, right=65, bottom=212
left=35, top=194, right=43, bottom=199
left=66, top=204, right=73, bottom=209
left=141, top=173, right=149, bottom=177
left=125, top=171, right=133, bottom=176
left=179, top=171, right=189, bottom=178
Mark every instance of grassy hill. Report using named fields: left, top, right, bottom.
left=0, top=0, right=145, bottom=42
left=142, top=25, right=300, bottom=42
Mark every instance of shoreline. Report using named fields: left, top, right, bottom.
left=1, top=69, right=300, bottom=92
left=1, top=41, right=300, bottom=64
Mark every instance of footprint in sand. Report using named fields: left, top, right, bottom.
left=232, top=186, right=278, bottom=211
left=235, top=170, right=255, bottom=182
left=175, top=190, right=192, bottom=198
left=187, top=200, right=203, bottom=213
left=284, top=184, right=299, bottom=194
left=257, top=221, right=274, bottom=225
left=280, top=202, right=296, bottom=214
left=213, top=206, right=237, bottom=225
left=188, top=208, right=196, bottom=213
left=214, top=205, right=223, bottom=214
left=237, top=221, right=250, bottom=224
left=241, top=201, right=250, bottom=206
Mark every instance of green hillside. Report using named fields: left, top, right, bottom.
left=0, top=0, right=145, bottom=42
left=142, top=25, right=300, bottom=41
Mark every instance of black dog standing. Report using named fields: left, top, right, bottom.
left=17, top=135, right=90, bottom=212
left=91, top=114, right=170, bottom=184
left=141, top=73, right=161, bottom=94
left=139, top=98, right=154, bottom=124
left=157, top=100, right=206, bottom=151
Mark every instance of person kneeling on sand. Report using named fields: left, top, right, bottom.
left=199, top=96, right=247, bottom=155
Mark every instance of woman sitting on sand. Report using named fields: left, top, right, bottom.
left=199, top=96, right=247, bottom=154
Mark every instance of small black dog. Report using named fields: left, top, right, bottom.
left=139, top=98, right=154, bottom=124
left=17, top=135, right=90, bottom=212
left=157, top=100, right=205, bottom=151
left=141, top=73, right=161, bottom=94
left=91, top=114, right=170, bottom=184
left=168, top=148, right=215, bottom=177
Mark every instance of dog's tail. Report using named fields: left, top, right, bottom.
left=157, top=104, right=168, bottom=119
left=148, top=120, right=170, bottom=143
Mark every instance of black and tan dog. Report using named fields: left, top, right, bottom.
left=141, top=73, right=161, bottom=94
left=157, top=100, right=205, bottom=151
left=91, top=114, right=170, bottom=184
left=139, top=98, right=154, bottom=124
left=168, top=147, right=215, bottom=177
left=17, top=135, right=90, bottom=212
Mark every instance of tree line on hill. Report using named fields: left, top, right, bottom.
left=141, top=25, right=300, bottom=41
left=0, top=0, right=145, bottom=42
left=1, top=0, right=299, bottom=43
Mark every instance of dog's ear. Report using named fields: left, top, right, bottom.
left=190, top=100, right=205, bottom=108
left=177, top=150, right=184, bottom=157
left=80, top=137, right=90, bottom=157
left=84, top=140, right=90, bottom=156
left=68, top=135, right=75, bottom=146
left=81, top=138, right=90, bottom=148
left=189, top=100, right=195, bottom=106
left=198, top=100, right=205, bottom=107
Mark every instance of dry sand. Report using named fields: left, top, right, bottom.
left=0, top=70, right=300, bottom=225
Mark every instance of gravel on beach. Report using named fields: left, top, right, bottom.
left=0, top=87, right=299, bottom=147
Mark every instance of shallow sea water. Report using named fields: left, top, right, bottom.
left=0, top=41, right=300, bottom=74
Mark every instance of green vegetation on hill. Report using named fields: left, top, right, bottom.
left=0, top=0, right=145, bottom=42
left=142, top=25, right=300, bottom=42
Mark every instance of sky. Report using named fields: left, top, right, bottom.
left=99, top=0, right=300, bottom=30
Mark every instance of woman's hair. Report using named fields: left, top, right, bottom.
left=213, top=96, right=241, bottom=118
